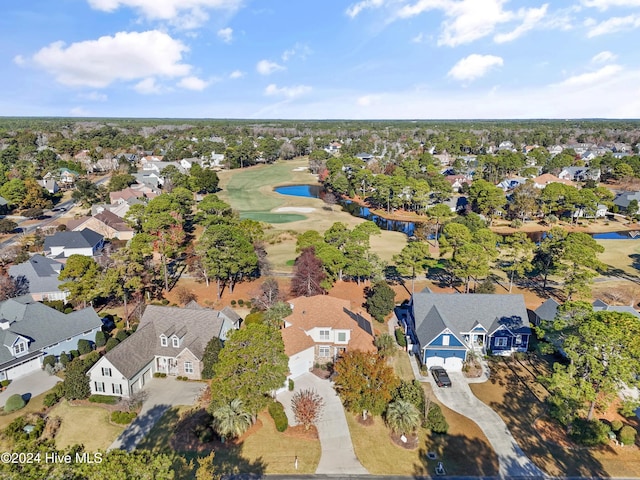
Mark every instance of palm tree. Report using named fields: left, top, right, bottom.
left=385, top=399, right=421, bottom=434
left=212, top=399, right=252, bottom=441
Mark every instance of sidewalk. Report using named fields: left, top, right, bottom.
left=409, top=354, right=547, bottom=478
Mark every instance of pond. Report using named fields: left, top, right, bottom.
left=274, top=184, right=640, bottom=240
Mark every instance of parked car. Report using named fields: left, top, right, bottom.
left=430, top=366, right=452, bottom=387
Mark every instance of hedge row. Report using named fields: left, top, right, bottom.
left=111, top=411, right=137, bottom=424
left=88, top=394, right=119, bottom=405
left=268, top=401, right=288, bottom=432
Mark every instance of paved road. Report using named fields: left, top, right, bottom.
left=409, top=355, right=547, bottom=478
left=277, top=373, right=368, bottom=475
left=0, top=370, right=61, bottom=408
left=109, top=377, right=206, bottom=452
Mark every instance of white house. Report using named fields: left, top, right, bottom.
left=43, top=228, right=104, bottom=258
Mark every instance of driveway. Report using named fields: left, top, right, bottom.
left=0, top=370, right=61, bottom=408
left=409, top=355, right=546, bottom=478
left=277, top=372, right=368, bottom=475
left=109, top=377, right=206, bottom=452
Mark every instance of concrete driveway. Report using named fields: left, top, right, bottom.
left=0, top=370, right=61, bottom=408
left=109, top=377, right=206, bottom=452
left=277, top=372, right=368, bottom=475
left=409, top=355, right=546, bottom=478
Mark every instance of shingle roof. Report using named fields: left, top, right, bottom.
left=0, top=296, right=101, bottom=367
left=412, top=293, right=530, bottom=347
left=282, top=296, right=376, bottom=355
left=44, top=228, right=103, bottom=250
left=94, top=210, right=134, bottom=232
left=534, top=298, right=561, bottom=322
left=103, top=305, right=238, bottom=379
left=8, top=255, right=64, bottom=296
left=613, top=191, right=640, bottom=209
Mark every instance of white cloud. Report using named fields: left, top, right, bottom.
left=554, top=64, right=623, bottom=87
left=229, top=70, right=245, bottom=79
left=592, top=50, right=617, bottom=63
left=87, top=0, right=242, bottom=29
left=357, top=95, right=381, bottom=106
left=217, top=27, right=233, bottom=43
left=264, top=84, right=312, bottom=99
left=448, top=54, right=504, bottom=82
left=587, top=14, right=640, bottom=36
left=412, top=32, right=425, bottom=43
left=281, top=43, right=312, bottom=62
left=346, top=0, right=385, bottom=18
left=494, top=4, right=548, bottom=43
left=134, top=78, right=163, bottom=94
left=582, top=0, right=640, bottom=10
left=177, top=76, right=209, bottom=90
left=437, top=0, right=515, bottom=47
left=32, top=31, right=191, bottom=88
left=13, top=55, right=25, bottom=66
left=256, top=59, right=285, bottom=75
left=77, top=91, right=108, bottom=101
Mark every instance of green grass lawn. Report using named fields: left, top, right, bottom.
left=391, top=351, right=415, bottom=381
left=240, top=212, right=307, bottom=223
left=0, top=391, right=49, bottom=430
left=51, top=400, right=126, bottom=451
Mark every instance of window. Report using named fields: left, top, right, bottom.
left=172, top=337, right=179, bottom=348
left=112, top=384, right=122, bottom=395
left=495, top=337, right=508, bottom=347
left=160, top=335, right=168, bottom=347
left=14, top=342, right=26, bottom=354
left=319, top=330, right=330, bottom=341
left=184, top=362, right=193, bottom=374
left=94, top=382, right=105, bottom=393
left=318, top=346, right=331, bottom=357
left=101, top=367, right=112, bottom=377
left=515, top=335, right=522, bottom=345
left=442, top=335, right=450, bottom=346
left=337, top=332, right=346, bottom=342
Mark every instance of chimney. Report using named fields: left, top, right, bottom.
left=0, top=320, right=10, bottom=330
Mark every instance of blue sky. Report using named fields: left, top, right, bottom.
left=2, top=0, right=639, bottom=119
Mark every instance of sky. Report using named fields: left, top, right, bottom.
left=1, top=0, right=640, bottom=119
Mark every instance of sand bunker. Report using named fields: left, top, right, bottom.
left=292, top=167, right=308, bottom=171
left=274, top=206, right=316, bottom=213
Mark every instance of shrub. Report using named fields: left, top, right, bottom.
left=230, top=300, right=236, bottom=306
left=70, top=350, right=80, bottom=359
left=611, top=419, right=624, bottom=432
left=1, top=379, right=11, bottom=388
left=89, top=395, right=119, bottom=405
left=44, top=392, right=62, bottom=408
left=111, top=411, right=137, bottom=424
left=288, top=379, right=294, bottom=391
left=153, top=372, right=167, bottom=378
left=59, top=352, right=70, bottom=367
left=95, top=331, right=106, bottom=348
left=425, top=403, right=448, bottom=434
left=268, top=401, right=288, bottom=432
left=475, top=278, right=496, bottom=294
left=619, top=425, right=637, bottom=446
left=161, top=299, right=170, bottom=305
left=77, top=339, right=93, bottom=355
left=4, top=394, right=26, bottom=413
left=365, top=281, right=396, bottom=322
left=510, top=219, right=523, bottom=228
left=570, top=418, right=610, bottom=446
left=115, top=330, right=129, bottom=342
left=83, top=351, right=100, bottom=368
left=395, top=328, right=407, bottom=347
left=238, top=299, right=244, bottom=306
left=105, top=337, right=120, bottom=352
left=244, top=312, right=264, bottom=326
left=43, top=355, right=56, bottom=368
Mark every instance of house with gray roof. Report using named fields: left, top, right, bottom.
left=401, top=291, right=531, bottom=371
left=0, top=296, right=102, bottom=380
left=8, top=254, right=68, bottom=302
left=534, top=298, right=640, bottom=325
left=87, top=304, right=241, bottom=397
left=613, top=191, right=640, bottom=213
left=43, top=228, right=104, bottom=258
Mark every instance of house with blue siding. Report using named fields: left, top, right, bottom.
left=401, top=291, right=531, bottom=371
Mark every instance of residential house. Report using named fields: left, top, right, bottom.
left=497, top=177, right=526, bottom=192
left=8, top=255, right=68, bottom=302
left=446, top=174, right=472, bottom=192
left=401, top=291, right=531, bottom=371
left=532, top=173, right=574, bottom=189
left=91, top=202, right=135, bottom=219
left=281, top=296, right=376, bottom=379
left=498, top=141, right=516, bottom=152
left=0, top=196, right=8, bottom=214
left=0, top=295, right=102, bottom=380
left=43, top=228, right=104, bottom=258
left=37, top=179, right=59, bottom=194
left=355, top=152, right=374, bottom=163
left=210, top=153, right=225, bottom=168
left=572, top=204, right=608, bottom=219
left=68, top=211, right=134, bottom=241
left=324, top=142, right=342, bottom=155
left=613, top=191, right=640, bottom=213
left=87, top=304, right=241, bottom=397
left=534, top=297, right=640, bottom=326
left=548, top=145, right=563, bottom=156
left=558, top=166, right=601, bottom=182
left=44, top=168, right=79, bottom=187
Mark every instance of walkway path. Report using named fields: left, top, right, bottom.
left=277, top=373, right=368, bottom=475
left=409, top=355, right=547, bottom=478
left=0, top=370, right=60, bottom=408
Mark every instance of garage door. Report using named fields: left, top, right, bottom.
left=443, top=356, right=463, bottom=371
left=289, top=357, right=312, bottom=378
left=7, top=357, right=42, bottom=380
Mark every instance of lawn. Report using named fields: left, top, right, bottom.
left=137, top=407, right=320, bottom=475
left=470, top=355, right=640, bottom=477
left=597, top=239, right=640, bottom=276
left=0, top=391, right=48, bottom=430
left=51, top=400, right=126, bottom=451
left=391, top=351, right=415, bottom=381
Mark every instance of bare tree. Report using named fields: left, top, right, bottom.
left=0, top=275, right=30, bottom=301
left=252, top=278, right=281, bottom=310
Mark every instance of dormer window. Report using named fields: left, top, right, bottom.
left=14, top=342, right=26, bottom=355
left=160, top=335, right=168, bottom=347
left=319, top=330, right=330, bottom=341
left=172, top=336, right=179, bottom=348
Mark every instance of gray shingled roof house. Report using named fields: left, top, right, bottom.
left=0, top=296, right=102, bottom=381
left=401, top=291, right=531, bottom=371
left=87, top=304, right=241, bottom=397
left=43, top=228, right=104, bottom=258
left=8, top=254, right=68, bottom=302
left=534, top=298, right=640, bottom=325
left=613, top=191, right=640, bottom=212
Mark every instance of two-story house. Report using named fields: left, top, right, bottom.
left=8, top=254, right=68, bottom=302
left=87, top=303, right=241, bottom=397
left=281, top=296, right=376, bottom=379
left=43, top=228, right=104, bottom=258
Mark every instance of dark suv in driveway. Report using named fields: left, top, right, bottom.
left=430, top=366, right=452, bottom=387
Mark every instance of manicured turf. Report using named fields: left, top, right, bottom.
left=240, top=212, right=307, bottom=223
left=51, top=400, right=125, bottom=451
